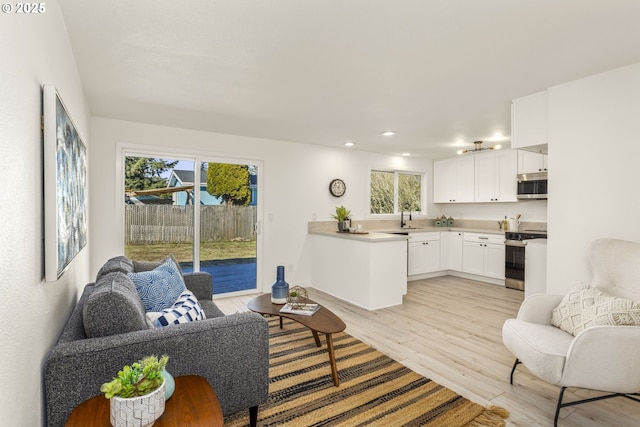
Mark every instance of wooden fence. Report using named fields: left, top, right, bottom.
left=125, top=205, right=256, bottom=245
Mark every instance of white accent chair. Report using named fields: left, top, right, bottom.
left=502, top=238, right=640, bottom=426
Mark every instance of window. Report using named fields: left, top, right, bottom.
left=370, top=170, right=423, bottom=215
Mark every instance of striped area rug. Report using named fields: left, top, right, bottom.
left=224, top=317, right=509, bottom=427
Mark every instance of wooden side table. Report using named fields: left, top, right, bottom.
left=65, top=375, right=224, bottom=427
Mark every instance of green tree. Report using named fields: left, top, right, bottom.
left=370, top=170, right=394, bottom=214
left=125, top=157, right=178, bottom=191
left=398, top=173, right=421, bottom=212
left=207, top=163, right=251, bottom=206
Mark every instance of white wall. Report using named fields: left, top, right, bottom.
left=547, top=62, right=640, bottom=294
left=89, top=118, right=433, bottom=289
left=434, top=199, right=547, bottom=224
left=0, top=2, right=91, bottom=426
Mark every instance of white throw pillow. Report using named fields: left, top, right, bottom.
left=149, top=290, right=206, bottom=328
left=552, top=285, right=640, bottom=336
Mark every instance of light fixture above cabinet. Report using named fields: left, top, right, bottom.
left=457, top=140, right=502, bottom=155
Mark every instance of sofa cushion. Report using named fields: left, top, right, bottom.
left=146, top=290, right=207, bottom=327
left=96, top=256, right=135, bottom=281
left=552, top=286, right=640, bottom=336
left=128, top=257, right=186, bottom=312
left=82, top=272, right=148, bottom=338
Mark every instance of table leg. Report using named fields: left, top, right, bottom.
left=325, top=333, right=340, bottom=387
left=312, top=330, right=321, bottom=347
left=279, top=316, right=283, bottom=329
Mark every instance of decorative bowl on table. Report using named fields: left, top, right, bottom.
left=287, top=286, right=309, bottom=309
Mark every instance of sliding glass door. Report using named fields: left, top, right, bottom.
left=195, top=160, right=258, bottom=294
left=123, top=153, right=260, bottom=296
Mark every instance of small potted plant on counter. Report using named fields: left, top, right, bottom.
left=331, top=205, right=351, bottom=232
left=100, top=354, right=169, bottom=427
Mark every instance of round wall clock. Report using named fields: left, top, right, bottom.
left=329, top=179, right=346, bottom=197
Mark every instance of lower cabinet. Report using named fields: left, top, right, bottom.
left=462, top=233, right=505, bottom=280
left=441, top=231, right=464, bottom=271
left=408, top=232, right=441, bottom=276
left=407, top=230, right=505, bottom=283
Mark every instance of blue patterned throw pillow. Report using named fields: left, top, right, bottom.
left=128, top=258, right=186, bottom=312
left=146, top=290, right=206, bottom=327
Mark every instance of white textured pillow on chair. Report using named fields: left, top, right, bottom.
left=552, top=286, right=640, bottom=336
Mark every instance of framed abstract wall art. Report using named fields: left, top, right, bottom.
left=43, top=85, right=88, bottom=281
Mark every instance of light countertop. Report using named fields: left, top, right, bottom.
left=309, top=226, right=506, bottom=242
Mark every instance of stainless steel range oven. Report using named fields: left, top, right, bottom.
left=505, top=231, right=547, bottom=290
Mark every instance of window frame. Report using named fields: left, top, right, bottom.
left=368, top=168, right=427, bottom=218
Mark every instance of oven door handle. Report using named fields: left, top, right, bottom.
left=505, top=240, right=527, bottom=247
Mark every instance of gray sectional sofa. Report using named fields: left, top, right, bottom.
left=44, top=256, right=269, bottom=427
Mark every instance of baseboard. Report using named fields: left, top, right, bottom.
left=408, top=270, right=504, bottom=286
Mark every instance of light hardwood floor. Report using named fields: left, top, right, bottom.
left=215, top=276, right=639, bottom=426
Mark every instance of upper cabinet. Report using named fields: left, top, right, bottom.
left=511, top=91, right=548, bottom=149
left=518, top=150, right=548, bottom=174
left=475, top=150, right=518, bottom=202
left=433, top=156, right=475, bottom=203
left=434, top=149, right=517, bottom=204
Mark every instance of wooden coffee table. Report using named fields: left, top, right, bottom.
left=65, top=375, right=224, bottom=426
left=247, top=293, right=346, bottom=386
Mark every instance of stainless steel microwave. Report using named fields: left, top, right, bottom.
left=517, top=172, right=547, bottom=200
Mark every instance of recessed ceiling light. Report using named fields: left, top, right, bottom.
left=344, top=141, right=355, bottom=147
left=401, top=152, right=411, bottom=157
left=381, top=131, right=396, bottom=136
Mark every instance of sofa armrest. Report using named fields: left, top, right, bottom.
left=561, top=325, right=640, bottom=393
left=516, top=293, right=564, bottom=324
left=45, top=312, right=268, bottom=427
left=184, top=272, right=213, bottom=301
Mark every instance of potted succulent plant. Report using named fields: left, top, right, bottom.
left=331, top=205, right=351, bottom=232
left=100, top=355, right=169, bottom=427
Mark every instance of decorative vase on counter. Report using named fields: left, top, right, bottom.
left=271, top=265, right=289, bottom=304
left=337, top=218, right=351, bottom=232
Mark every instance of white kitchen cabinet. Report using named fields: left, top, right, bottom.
left=441, top=231, right=463, bottom=271
left=408, top=232, right=441, bottom=276
left=511, top=91, right=547, bottom=149
left=485, top=242, right=506, bottom=279
left=433, top=156, right=474, bottom=203
left=517, top=150, right=548, bottom=174
left=463, top=233, right=505, bottom=280
left=475, top=149, right=518, bottom=202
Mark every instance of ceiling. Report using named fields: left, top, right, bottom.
left=58, top=0, right=640, bottom=159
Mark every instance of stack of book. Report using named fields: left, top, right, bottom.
left=279, top=303, right=320, bottom=316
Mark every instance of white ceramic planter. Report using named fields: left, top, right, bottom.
left=110, top=381, right=166, bottom=427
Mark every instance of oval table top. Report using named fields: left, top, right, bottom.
left=247, top=293, right=346, bottom=334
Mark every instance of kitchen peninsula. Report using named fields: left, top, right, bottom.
left=309, top=219, right=547, bottom=311
left=309, top=229, right=409, bottom=310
